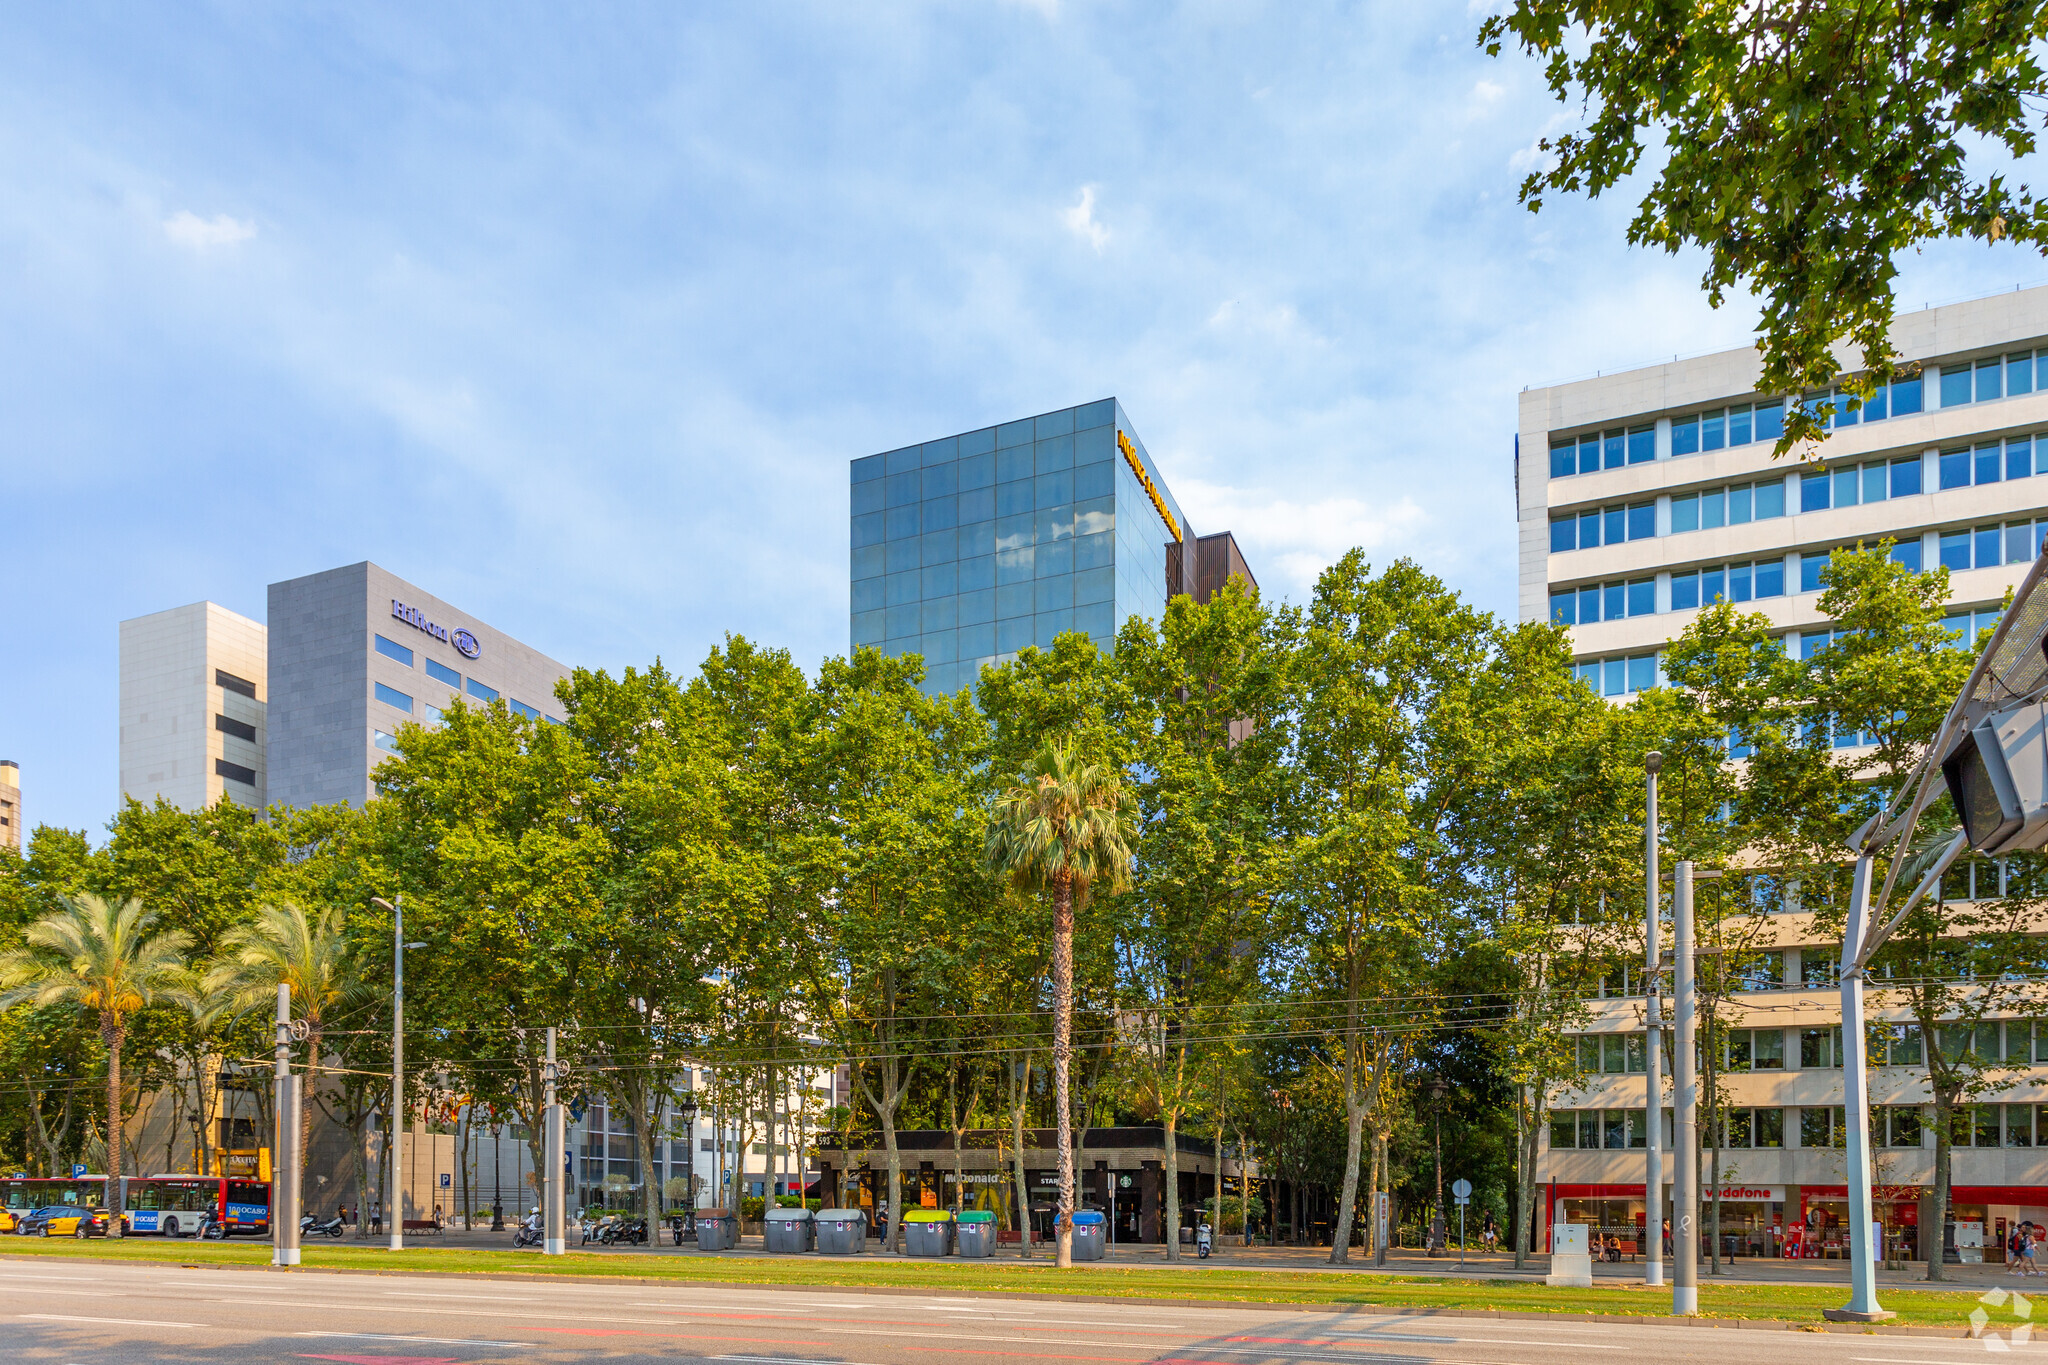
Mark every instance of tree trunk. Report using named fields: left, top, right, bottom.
left=1212, top=1084, right=1225, bottom=1240
left=1163, top=1107, right=1182, bottom=1260
left=1330, top=1029, right=1366, bottom=1264
left=1051, top=873, right=1076, bottom=1269
left=301, top=1022, right=322, bottom=1188
left=1514, top=1089, right=1539, bottom=1270
left=1931, top=1088, right=1953, bottom=1281
left=1011, top=1054, right=1033, bottom=1259
left=103, top=1019, right=125, bottom=1237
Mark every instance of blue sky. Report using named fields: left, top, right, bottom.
left=5, top=2, right=2042, bottom=836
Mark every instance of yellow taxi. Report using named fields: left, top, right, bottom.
left=19, top=1205, right=108, bottom=1237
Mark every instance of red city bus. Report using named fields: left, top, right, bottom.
left=122, top=1175, right=271, bottom=1236
left=0, top=1176, right=108, bottom=1233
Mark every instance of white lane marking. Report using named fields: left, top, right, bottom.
left=300, top=1332, right=533, bottom=1348
left=1324, top=1335, right=1626, bottom=1350
left=716, top=1356, right=890, bottom=1365
left=22, top=1314, right=209, bottom=1328
left=218, top=1299, right=687, bottom=1326
left=385, top=1292, right=562, bottom=1302
left=630, top=1301, right=809, bottom=1313
left=818, top=1327, right=1158, bottom=1349
left=0, top=1275, right=110, bottom=1283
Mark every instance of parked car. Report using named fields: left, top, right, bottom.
left=19, top=1206, right=107, bottom=1238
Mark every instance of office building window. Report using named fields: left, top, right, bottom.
left=425, top=658, right=461, bottom=687
left=1941, top=520, right=2042, bottom=573
left=1944, top=606, right=2007, bottom=652
left=1801, top=1106, right=1845, bottom=1146
left=1550, top=424, right=1655, bottom=477
left=1717, top=1107, right=1785, bottom=1149
left=508, top=699, right=541, bottom=721
left=1671, top=559, right=1783, bottom=609
left=1801, top=949, right=1841, bottom=986
left=374, top=682, right=413, bottom=714
left=1573, top=652, right=1660, bottom=695
left=1671, top=400, right=1784, bottom=456
left=374, top=634, right=415, bottom=667
left=214, top=757, right=257, bottom=787
left=1800, top=1025, right=1843, bottom=1068
left=215, top=669, right=257, bottom=699
left=1801, top=377, right=1924, bottom=428
left=423, top=704, right=443, bottom=726
left=466, top=678, right=499, bottom=703
left=1939, top=351, right=2046, bottom=408
left=373, top=730, right=401, bottom=753
left=214, top=714, right=256, bottom=743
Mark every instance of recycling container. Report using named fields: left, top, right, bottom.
left=904, top=1209, right=954, bottom=1257
left=816, top=1208, right=868, bottom=1254
left=955, top=1209, right=996, bottom=1259
left=695, top=1209, right=739, bottom=1251
left=765, top=1206, right=816, bottom=1253
left=1070, top=1210, right=1106, bottom=1262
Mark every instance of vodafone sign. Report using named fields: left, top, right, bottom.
left=1709, top=1185, right=1784, bottom=1202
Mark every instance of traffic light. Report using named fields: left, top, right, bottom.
left=1942, top=700, right=2048, bottom=854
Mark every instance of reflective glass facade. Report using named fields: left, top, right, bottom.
left=850, top=398, right=1190, bottom=695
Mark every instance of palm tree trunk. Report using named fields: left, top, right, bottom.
left=301, top=1023, right=321, bottom=1192
left=103, top=1019, right=125, bottom=1237
left=1052, top=871, right=1076, bottom=1270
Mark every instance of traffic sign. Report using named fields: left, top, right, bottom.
left=1451, top=1178, right=1472, bottom=1199
left=70, top=1164, right=87, bottom=1178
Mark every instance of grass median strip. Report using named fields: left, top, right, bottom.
left=0, top=1240, right=1988, bottom=1330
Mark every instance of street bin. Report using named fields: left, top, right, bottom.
left=955, top=1209, right=996, bottom=1259
left=816, top=1208, right=868, bottom=1254
left=695, top=1209, right=739, bottom=1251
left=765, top=1206, right=816, bottom=1253
left=1071, top=1210, right=1106, bottom=1261
left=904, top=1209, right=954, bottom=1257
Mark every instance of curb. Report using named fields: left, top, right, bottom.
left=0, top=1252, right=1976, bottom=1337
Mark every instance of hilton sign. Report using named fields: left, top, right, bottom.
left=391, top=600, right=481, bottom=658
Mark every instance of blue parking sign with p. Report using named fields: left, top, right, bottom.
left=70, top=1164, right=87, bottom=1178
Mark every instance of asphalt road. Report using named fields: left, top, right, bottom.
left=0, top=1260, right=2018, bottom=1365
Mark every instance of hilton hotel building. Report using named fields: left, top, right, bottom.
left=121, top=562, right=569, bottom=811
left=1519, top=287, right=2048, bottom=1262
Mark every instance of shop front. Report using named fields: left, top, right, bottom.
left=1549, top=1184, right=1789, bottom=1259
left=1796, top=1186, right=1919, bottom=1260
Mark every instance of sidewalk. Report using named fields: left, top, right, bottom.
left=390, top=1225, right=2031, bottom=1292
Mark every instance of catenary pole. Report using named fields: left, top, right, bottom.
left=273, top=982, right=301, bottom=1267
left=1644, top=752, right=1663, bottom=1288
left=390, top=896, right=406, bottom=1252
left=1835, top=854, right=1888, bottom=1318
left=544, top=1026, right=565, bottom=1255
left=1672, top=862, right=1697, bottom=1315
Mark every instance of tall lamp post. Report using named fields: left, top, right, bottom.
left=677, top=1092, right=700, bottom=1240
left=370, top=896, right=426, bottom=1253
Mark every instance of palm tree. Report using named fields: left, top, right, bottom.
left=0, top=894, right=193, bottom=1237
left=202, top=902, right=364, bottom=1184
left=984, top=741, right=1136, bottom=1268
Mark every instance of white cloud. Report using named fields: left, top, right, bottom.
left=1062, top=184, right=1108, bottom=252
left=1173, top=476, right=1429, bottom=602
left=163, top=210, right=256, bottom=250
left=1471, top=78, right=1505, bottom=107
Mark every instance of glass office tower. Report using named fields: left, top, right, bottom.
left=850, top=398, right=1197, bottom=696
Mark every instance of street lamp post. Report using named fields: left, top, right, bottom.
left=371, top=896, right=425, bottom=1253
left=1672, top=864, right=1698, bottom=1316
left=1644, top=751, right=1664, bottom=1289
left=678, top=1092, right=700, bottom=1241
left=1428, top=1078, right=1448, bottom=1258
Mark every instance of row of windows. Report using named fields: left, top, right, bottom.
left=1939, top=351, right=2048, bottom=409
left=853, top=469, right=1119, bottom=546
left=853, top=502, right=1116, bottom=567
left=852, top=426, right=1118, bottom=513
left=1941, top=520, right=2048, bottom=573
left=1552, top=1102, right=2048, bottom=1153
left=1940, top=436, right=2048, bottom=490
left=1804, top=376, right=1926, bottom=429
left=1549, top=425, right=1656, bottom=478
left=1672, top=400, right=1789, bottom=456
left=852, top=538, right=1118, bottom=612
left=854, top=582, right=1117, bottom=646
left=1575, top=1020, right=2048, bottom=1075
left=1549, top=533, right=2012, bottom=625
left=851, top=402, right=1113, bottom=484
left=1797, top=457, right=1925, bottom=512
left=1549, top=502, right=1655, bottom=552
left=1670, top=479, right=1789, bottom=533
left=1574, top=1027, right=1789, bottom=1075
left=1572, top=653, right=1660, bottom=696
left=873, top=610, right=1118, bottom=661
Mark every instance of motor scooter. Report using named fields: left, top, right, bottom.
left=1196, top=1222, right=1213, bottom=1259
left=514, top=1216, right=543, bottom=1249
left=301, top=1213, right=346, bottom=1239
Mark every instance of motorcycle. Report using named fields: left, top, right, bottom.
left=601, top=1217, right=648, bottom=1247
left=1196, top=1222, right=1213, bottom=1259
left=514, top=1220, right=543, bottom=1249
left=191, top=1208, right=228, bottom=1241
left=301, top=1213, right=346, bottom=1239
